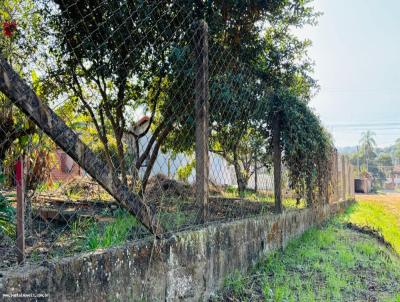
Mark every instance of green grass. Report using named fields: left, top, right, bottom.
left=84, top=210, right=141, bottom=250
left=221, top=186, right=306, bottom=209
left=221, top=186, right=274, bottom=202
left=158, top=210, right=197, bottom=231
left=215, top=218, right=400, bottom=301
left=63, top=207, right=199, bottom=253
left=59, top=209, right=143, bottom=252
left=343, top=201, right=400, bottom=254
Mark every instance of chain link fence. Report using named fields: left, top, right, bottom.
left=0, top=0, right=354, bottom=271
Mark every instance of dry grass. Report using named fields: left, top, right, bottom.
left=355, top=192, right=400, bottom=223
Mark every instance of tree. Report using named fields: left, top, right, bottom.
left=205, top=0, right=319, bottom=198
left=0, top=0, right=73, bottom=235
left=48, top=0, right=203, bottom=192
left=13, top=0, right=324, bottom=206
left=48, top=0, right=289, bottom=193
left=359, top=130, right=377, bottom=172
left=211, top=125, right=271, bottom=197
left=394, top=138, right=400, bottom=164
left=376, top=153, right=392, bottom=167
left=263, top=89, right=333, bottom=209
left=253, top=19, right=320, bottom=211
left=372, top=152, right=392, bottom=184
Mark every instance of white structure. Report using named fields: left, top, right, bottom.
left=124, top=118, right=274, bottom=190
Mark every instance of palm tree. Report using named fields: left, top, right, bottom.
left=359, top=130, right=376, bottom=172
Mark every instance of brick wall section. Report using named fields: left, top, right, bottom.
left=50, top=149, right=82, bottom=182
left=0, top=200, right=353, bottom=302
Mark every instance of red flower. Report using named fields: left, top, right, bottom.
left=3, top=21, right=17, bottom=37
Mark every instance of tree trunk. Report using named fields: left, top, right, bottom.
left=272, top=114, right=282, bottom=213
left=125, top=133, right=139, bottom=191
left=233, top=151, right=247, bottom=198
left=141, top=142, right=161, bottom=192
left=236, top=173, right=247, bottom=198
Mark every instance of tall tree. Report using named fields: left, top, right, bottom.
left=359, top=130, right=377, bottom=172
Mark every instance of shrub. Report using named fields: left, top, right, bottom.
left=0, top=172, right=15, bottom=237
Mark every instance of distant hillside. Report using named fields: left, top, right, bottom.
left=337, top=146, right=358, bottom=154
left=338, top=145, right=396, bottom=155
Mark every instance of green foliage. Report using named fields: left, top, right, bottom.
left=0, top=172, right=15, bottom=237
left=223, top=271, right=247, bottom=299
left=342, top=201, right=400, bottom=254
left=176, top=159, right=195, bottom=183
left=84, top=209, right=140, bottom=251
left=216, top=216, right=400, bottom=301
left=45, top=0, right=322, bottom=193
left=359, top=130, right=377, bottom=160
left=394, top=138, right=400, bottom=160
left=264, top=89, right=333, bottom=205
left=157, top=208, right=197, bottom=231
left=377, top=152, right=392, bottom=167
left=220, top=187, right=306, bottom=209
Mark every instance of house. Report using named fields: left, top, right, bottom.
left=384, top=165, right=400, bottom=190
left=50, top=148, right=85, bottom=182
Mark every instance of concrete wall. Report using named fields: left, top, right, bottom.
left=0, top=200, right=353, bottom=302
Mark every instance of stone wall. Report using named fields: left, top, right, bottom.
left=0, top=200, right=353, bottom=302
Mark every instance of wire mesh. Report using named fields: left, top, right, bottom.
left=0, top=0, right=354, bottom=273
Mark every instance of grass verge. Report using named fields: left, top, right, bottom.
left=214, top=213, right=400, bottom=301
left=343, top=199, right=400, bottom=254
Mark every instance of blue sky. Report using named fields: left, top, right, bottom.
left=300, top=0, right=400, bottom=147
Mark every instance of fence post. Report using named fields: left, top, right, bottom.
left=333, top=151, right=337, bottom=202
left=254, top=154, right=258, bottom=193
left=16, top=156, right=25, bottom=264
left=341, top=155, right=346, bottom=200
left=194, top=20, right=209, bottom=222
left=348, top=162, right=354, bottom=198
left=350, top=165, right=355, bottom=197
left=272, top=114, right=282, bottom=212
left=336, top=151, right=340, bottom=201
left=326, top=149, right=334, bottom=204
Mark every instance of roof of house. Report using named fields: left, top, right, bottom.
left=135, top=116, right=150, bottom=127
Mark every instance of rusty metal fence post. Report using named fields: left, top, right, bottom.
left=194, top=20, right=209, bottom=222
left=16, top=156, right=25, bottom=264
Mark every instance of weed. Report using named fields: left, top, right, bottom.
left=221, top=187, right=305, bottom=209
left=223, top=271, right=247, bottom=299
left=214, top=209, right=400, bottom=302
left=84, top=210, right=140, bottom=250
